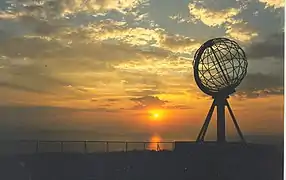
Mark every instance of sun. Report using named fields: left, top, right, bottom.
left=153, top=113, right=159, bottom=119
left=149, top=109, right=163, bottom=121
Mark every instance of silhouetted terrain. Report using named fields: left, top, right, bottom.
left=0, top=143, right=283, bottom=180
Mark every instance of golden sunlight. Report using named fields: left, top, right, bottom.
left=153, top=113, right=159, bottom=119
left=148, top=109, right=164, bottom=121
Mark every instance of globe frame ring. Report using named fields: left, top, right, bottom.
left=193, top=37, right=248, bottom=97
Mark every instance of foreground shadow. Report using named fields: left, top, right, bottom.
left=0, top=143, right=283, bottom=180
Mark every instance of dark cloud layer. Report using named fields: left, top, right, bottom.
left=129, top=95, right=194, bottom=110
left=246, top=32, right=284, bottom=59
left=126, top=90, right=162, bottom=96
left=130, top=95, right=167, bottom=109
left=240, top=73, right=283, bottom=91
left=236, top=73, right=283, bottom=98
left=18, top=15, right=64, bottom=35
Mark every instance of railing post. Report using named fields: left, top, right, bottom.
left=106, top=142, right=109, bottom=153
left=143, top=142, right=146, bottom=150
left=84, top=141, right=87, bottom=154
left=36, top=140, right=39, bottom=153
left=60, top=141, right=64, bottom=153
left=125, top=142, right=128, bottom=152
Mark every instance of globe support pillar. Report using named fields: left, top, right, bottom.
left=216, top=97, right=226, bottom=143
left=196, top=96, right=245, bottom=143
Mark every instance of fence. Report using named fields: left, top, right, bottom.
left=0, top=140, right=175, bottom=155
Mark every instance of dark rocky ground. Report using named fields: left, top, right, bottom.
left=0, top=143, right=283, bottom=180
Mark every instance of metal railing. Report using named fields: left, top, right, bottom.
left=0, top=140, right=175, bottom=155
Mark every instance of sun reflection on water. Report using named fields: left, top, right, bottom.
left=148, top=135, right=163, bottom=151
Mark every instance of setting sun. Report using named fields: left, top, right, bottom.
left=148, top=109, right=164, bottom=121
left=153, top=113, right=159, bottom=119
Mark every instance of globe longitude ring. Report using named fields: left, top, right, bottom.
left=193, top=38, right=248, bottom=97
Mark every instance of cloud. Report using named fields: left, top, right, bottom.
left=47, top=19, right=166, bottom=51
left=4, top=0, right=148, bottom=20
left=240, top=73, right=283, bottom=91
left=75, top=20, right=200, bottom=54
left=85, top=0, right=149, bottom=14
left=114, top=54, right=193, bottom=78
left=0, top=14, right=202, bottom=62
left=258, top=0, right=284, bottom=9
left=188, top=3, right=241, bottom=27
left=164, top=104, right=194, bottom=110
left=235, top=73, right=283, bottom=99
left=126, top=89, right=161, bottom=96
left=130, top=95, right=167, bottom=109
left=0, top=18, right=198, bottom=105
left=106, top=98, right=119, bottom=102
left=225, top=22, right=258, bottom=42
left=95, top=26, right=164, bottom=46
left=0, top=32, right=166, bottom=66
left=0, top=11, right=19, bottom=20
left=90, top=98, right=98, bottom=102
left=169, top=14, right=192, bottom=24
left=246, top=32, right=284, bottom=59
left=188, top=2, right=258, bottom=43
left=129, top=95, right=194, bottom=110
left=235, top=88, right=283, bottom=99
left=18, top=15, right=64, bottom=35
left=0, top=36, right=62, bottom=59
left=159, top=34, right=201, bottom=54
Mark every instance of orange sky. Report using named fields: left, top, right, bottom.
left=0, top=0, right=284, bottom=142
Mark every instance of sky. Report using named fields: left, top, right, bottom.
left=0, top=0, right=284, bottom=142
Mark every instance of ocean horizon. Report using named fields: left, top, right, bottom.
left=0, top=131, right=283, bottom=155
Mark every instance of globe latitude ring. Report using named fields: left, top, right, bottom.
left=193, top=37, right=248, bottom=97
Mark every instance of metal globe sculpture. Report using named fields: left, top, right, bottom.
left=193, top=37, right=247, bottom=96
left=194, top=38, right=247, bottom=144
